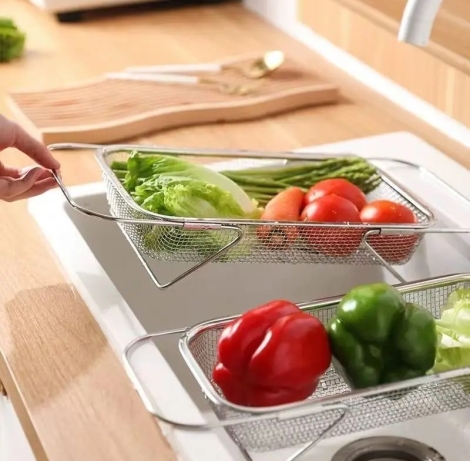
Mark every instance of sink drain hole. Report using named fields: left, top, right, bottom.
left=331, top=436, right=446, bottom=461
left=355, top=450, right=424, bottom=461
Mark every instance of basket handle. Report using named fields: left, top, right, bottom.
left=367, top=156, right=470, bottom=206
left=47, top=143, right=244, bottom=289
left=123, top=329, right=349, bottom=460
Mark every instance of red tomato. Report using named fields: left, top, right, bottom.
left=301, top=195, right=362, bottom=257
left=360, top=200, right=418, bottom=224
left=304, top=179, right=367, bottom=211
left=360, top=200, right=419, bottom=264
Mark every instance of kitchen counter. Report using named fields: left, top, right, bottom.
left=0, top=1, right=468, bottom=460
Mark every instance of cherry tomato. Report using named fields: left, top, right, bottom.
left=301, top=195, right=362, bottom=257
left=360, top=200, right=419, bottom=264
left=304, top=179, right=367, bottom=211
left=359, top=200, right=418, bottom=224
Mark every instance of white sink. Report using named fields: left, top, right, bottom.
left=28, top=132, right=470, bottom=461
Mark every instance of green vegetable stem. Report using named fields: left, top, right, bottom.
left=111, top=155, right=382, bottom=208
left=221, top=157, right=381, bottom=205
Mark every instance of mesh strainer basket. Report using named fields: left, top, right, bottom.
left=97, top=144, right=436, bottom=287
left=123, top=273, right=470, bottom=461
left=49, top=143, right=441, bottom=290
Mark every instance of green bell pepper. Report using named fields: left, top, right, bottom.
left=327, top=283, right=437, bottom=390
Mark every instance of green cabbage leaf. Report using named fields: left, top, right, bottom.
left=122, top=151, right=258, bottom=218
left=433, top=288, right=470, bottom=374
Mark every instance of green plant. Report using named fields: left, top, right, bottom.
left=0, top=18, right=26, bottom=63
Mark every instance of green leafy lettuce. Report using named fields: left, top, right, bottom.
left=122, top=151, right=259, bottom=218
left=433, top=288, right=470, bottom=374
left=133, top=176, right=247, bottom=219
left=118, top=151, right=261, bottom=260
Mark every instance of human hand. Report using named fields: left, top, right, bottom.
left=0, top=115, right=61, bottom=202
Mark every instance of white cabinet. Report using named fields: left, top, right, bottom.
left=0, top=396, right=36, bottom=461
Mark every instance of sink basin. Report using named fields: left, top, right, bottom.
left=28, top=132, right=470, bottom=461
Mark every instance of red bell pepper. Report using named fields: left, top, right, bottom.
left=212, top=300, right=331, bottom=407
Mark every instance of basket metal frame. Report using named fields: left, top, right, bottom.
left=122, top=273, right=470, bottom=461
left=123, top=274, right=470, bottom=461
left=46, top=142, right=467, bottom=289
left=44, top=143, right=470, bottom=460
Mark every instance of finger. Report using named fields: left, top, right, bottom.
left=21, top=167, right=55, bottom=181
left=0, top=160, right=21, bottom=179
left=0, top=116, right=61, bottom=170
left=0, top=164, right=58, bottom=185
left=0, top=167, right=44, bottom=200
left=16, top=166, right=56, bottom=181
left=4, top=177, right=58, bottom=202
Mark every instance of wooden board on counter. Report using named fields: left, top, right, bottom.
left=8, top=56, right=339, bottom=144
left=0, top=1, right=469, bottom=461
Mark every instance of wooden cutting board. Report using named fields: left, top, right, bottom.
left=7, top=54, right=340, bottom=144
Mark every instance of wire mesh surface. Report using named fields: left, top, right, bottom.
left=184, top=278, right=470, bottom=453
left=100, top=149, right=434, bottom=267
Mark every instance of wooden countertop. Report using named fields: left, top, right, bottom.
left=0, top=1, right=468, bottom=460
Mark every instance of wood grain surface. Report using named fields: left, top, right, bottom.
left=335, top=0, right=470, bottom=73
left=8, top=56, right=339, bottom=144
left=0, top=0, right=468, bottom=460
left=298, top=0, right=470, bottom=128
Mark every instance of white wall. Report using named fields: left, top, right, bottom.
left=243, top=0, right=470, bottom=150
left=243, top=0, right=298, bottom=30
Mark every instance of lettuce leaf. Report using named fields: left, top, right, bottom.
left=432, top=288, right=470, bottom=374
left=133, top=175, right=246, bottom=219
left=433, top=326, right=470, bottom=373
left=119, top=151, right=261, bottom=260
left=123, top=151, right=257, bottom=216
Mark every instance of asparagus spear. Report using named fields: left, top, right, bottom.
left=110, top=156, right=382, bottom=206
